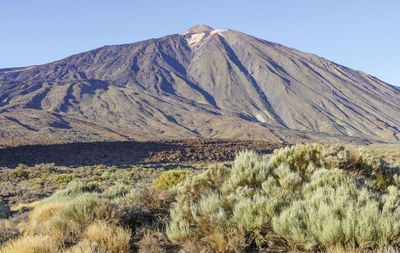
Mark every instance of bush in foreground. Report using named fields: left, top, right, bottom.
left=2, top=144, right=400, bottom=252
left=0, top=181, right=131, bottom=252
left=30, top=194, right=116, bottom=245
left=0, top=178, right=177, bottom=252
left=167, top=144, right=400, bottom=252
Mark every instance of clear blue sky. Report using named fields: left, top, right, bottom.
left=1, top=0, right=399, bottom=86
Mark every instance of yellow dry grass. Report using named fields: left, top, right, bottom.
left=64, top=240, right=106, bottom=253
left=0, top=235, right=58, bottom=253
left=27, top=201, right=65, bottom=235
left=83, top=222, right=131, bottom=253
left=136, top=229, right=167, bottom=253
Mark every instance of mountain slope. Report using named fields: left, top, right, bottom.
left=1, top=24, right=399, bottom=146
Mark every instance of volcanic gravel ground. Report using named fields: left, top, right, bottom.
left=0, top=139, right=283, bottom=167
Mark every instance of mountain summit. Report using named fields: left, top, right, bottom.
left=181, top=24, right=215, bottom=34
left=1, top=25, right=400, bottom=146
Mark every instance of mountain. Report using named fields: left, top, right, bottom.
left=1, top=24, right=400, bottom=146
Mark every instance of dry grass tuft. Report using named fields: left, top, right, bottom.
left=63, top=240, right=107, bottom=253
left=83, top=222, right=131, bottom=253
left=136, top=229, right=168, bottom=253
left=0, top=235, right=58, bottom=253
left=27, top=201, right=65, bottom=235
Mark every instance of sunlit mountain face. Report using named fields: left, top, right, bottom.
left=1, top=24, right=400, bottom=146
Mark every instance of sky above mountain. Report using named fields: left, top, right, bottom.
left=1, top=0, right=399, bottom=86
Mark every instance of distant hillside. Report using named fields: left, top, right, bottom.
left=1, top=24, right=400, bottom=146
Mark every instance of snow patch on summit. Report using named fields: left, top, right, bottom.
left=184, top=28, right=226, bottom=48
left=187, top=32, right=205, bottom=47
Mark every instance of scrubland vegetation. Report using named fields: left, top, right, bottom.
left=1, top=143, right=400, bottom=252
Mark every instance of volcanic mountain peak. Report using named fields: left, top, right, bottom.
left=181, top=24, right=215, bottom=35
left=182, top=24, right=226, bottom=48
left=1, top=25, right=400, bottom=146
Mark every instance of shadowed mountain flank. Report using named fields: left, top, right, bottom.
left=1, top=25, right=400, bottom=146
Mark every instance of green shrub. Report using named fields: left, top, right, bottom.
left=10, top=165, right=30, bottom=179
left=51, top=181, right=99, bottom=197
left=152, top=169, right=191, bottom=190
left=167, top=144, right=400, bottom=252
left=272, top=168, right=400, bottom=249
left=102, top=184, right=130, bottom=199
left=52, top=173, right=75, bottom=185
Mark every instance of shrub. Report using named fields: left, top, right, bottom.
left=61, top=181, right=100, bottom=195
left=31, top=194, right=116, bottom=245
left=26, top=182, right=116, bottom=246
left=10, top=165, right=29, bottom=179
left=272, top=169, right=400, bottom=250
left=33, top=163, right=56, bottom=173
left=167, top=164, right=247, bottom=252
left=152, top=169, right=191, bottom=190
left=102, top=184, right=130, bottom=199
left=167, top=144, right=400, bottom=252
left=39, top=181, right=100, bottom=204
left=20, top=180, right=175, bottom=252
left=0, top=164, right=183, bottom=251
left=52, top=173, right=75, bottom=185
